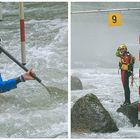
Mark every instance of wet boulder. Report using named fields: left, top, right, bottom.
left=71, top=76, right=83, bottom=90
left=117, top=101, right=140, bottom=126
left=71, top=93, right=118, bottom=133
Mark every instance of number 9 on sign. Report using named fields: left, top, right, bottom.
left=108, top=13, right=121, bottom=26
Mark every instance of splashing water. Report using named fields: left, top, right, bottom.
left=0, top=2, right=68, bottom=138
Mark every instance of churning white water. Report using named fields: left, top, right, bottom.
left=71, top=68, right=140, bottom=138
left=0, top=2, right=68, bottom=138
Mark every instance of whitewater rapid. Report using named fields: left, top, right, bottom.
left=71, top=68, right=140, bottom=138
left=0, top=2, right=68, bottom=138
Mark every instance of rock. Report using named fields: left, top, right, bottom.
left=71, top=93, right=118, bottom=133
left=117, top=101, right=140, bottom=126
left=71, top=76, right=83, bottom=90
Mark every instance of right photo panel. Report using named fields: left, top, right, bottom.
left=71, top=2, right=140, bottom=138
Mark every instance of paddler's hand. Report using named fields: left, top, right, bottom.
left=23, top=68, right=35, bottom=80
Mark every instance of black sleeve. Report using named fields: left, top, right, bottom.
left=15, top=75, right=25, bottom=85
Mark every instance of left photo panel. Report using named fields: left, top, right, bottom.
left=0, top=2, right=68, bottom=138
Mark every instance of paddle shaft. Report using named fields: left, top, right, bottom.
left=0, top=45, right=49, bottom=91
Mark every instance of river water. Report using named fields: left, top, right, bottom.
left=71, top=68, right=140, bottom=138
left=0, top=2, right=68, bottom=138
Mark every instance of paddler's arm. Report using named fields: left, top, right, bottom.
left=0, top=78, right=18, bottom=93
left=0, top=68, right=34, bottom=93
left=115, top=48, right=121, bottom=57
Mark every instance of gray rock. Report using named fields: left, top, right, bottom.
left=71, top=93, right=118, bottom=133
left=71, top=76, right=83, bottom=90
left=117, top=101, right=140, bottom=126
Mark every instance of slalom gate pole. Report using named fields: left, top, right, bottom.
left=138, top=35, right=140, bottom=120
left=0, top=44, right=50, bottom=93
left=19, top=2, right=26, bottom=65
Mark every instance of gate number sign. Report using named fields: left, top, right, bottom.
left=108, top=13, right=122, bottom=26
